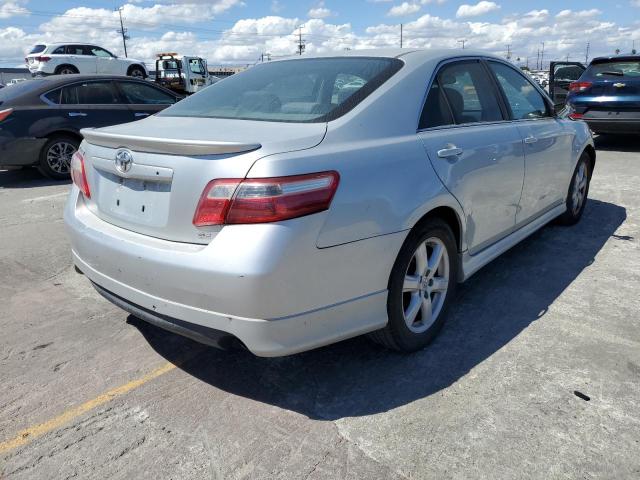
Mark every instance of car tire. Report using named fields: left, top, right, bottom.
left=368, top=217, right=459, bottom=352
left=37, top=135, right=79, bottom=180
left=55, top=65, right=79, bottom=75
left=556, top=152, right=591, bottom=226
left=128, top=66, right=146, bottom=79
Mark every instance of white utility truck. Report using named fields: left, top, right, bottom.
left=154, top=53, right=219, bottom=95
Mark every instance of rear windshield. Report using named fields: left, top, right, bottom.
left=0, top=79, right=47, bottom=102
left=588, top=60, right=640, bottom=78
left=29, top=45, right=46, bottom=54
left=158, top=57, right=403, bottom=123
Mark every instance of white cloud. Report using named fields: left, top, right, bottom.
left=456, top=1, right=500, bottom=18
left=0, top=0, right=29, bottom=19
left=308, top=2, right=334, bottom=19
left=387, top=2, right=421, bottom=17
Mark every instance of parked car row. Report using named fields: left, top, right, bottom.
left=0, top=75, right=180, bottom=179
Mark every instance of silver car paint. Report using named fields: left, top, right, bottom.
left=65, top=49, right=594, bottom=356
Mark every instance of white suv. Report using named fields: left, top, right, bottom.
left=26, top=43, right=148, bottom=78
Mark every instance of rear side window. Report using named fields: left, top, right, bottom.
left=437, top=61, right=503, bottom=124
left=43, top=88, right=61, bottom=104
left=119, top=82, right=176, bottom=104
left=159, top=57, right=403, bottom=123
left=419, top=81, right=454, bottom=129
left=60, top=82, right=120, bottom=104
left=29, top=45, right=46, bottom=54
left=489, top=62, right=550, bottom=120
left=587, top=60, right=640, bottom=78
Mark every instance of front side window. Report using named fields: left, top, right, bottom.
left=159, top=57, right=403, bottom=123
left=60, top=82, right=120, bottom=104
left=489, top=62, right=549, bottom=120
left=119, top=81, right=175, bottom=105
left=89, top=47, right=114, bottom=58
left=189, top=59, right=204, bottom=74
left=437, top=61, right=503, bottom=125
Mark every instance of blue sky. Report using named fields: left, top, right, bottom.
left=1, top=0, right=639, bottom=67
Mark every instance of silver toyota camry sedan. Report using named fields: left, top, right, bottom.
left=64, top=49, right=595, bottom=356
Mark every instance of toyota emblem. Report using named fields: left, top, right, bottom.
left=115, top=149, right=133, bottom=173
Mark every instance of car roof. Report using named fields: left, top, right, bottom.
left=269, top=48, right=507, bottom=67
left=591, top=54, right=640, bottom=63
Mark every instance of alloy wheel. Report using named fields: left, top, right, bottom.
left=571, top=161, right=588, bottom=215
left=402, top=237, right=449, bottom=334
left=46, top=141, right=75, bottom=174
left=59, top=68, right=76, bottom=75
left=130, top=69, right=144, bottom=78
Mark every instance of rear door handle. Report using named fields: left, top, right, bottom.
left=68, top=112, right=87, bottom=117
left=524, top=136, right=538, bottom=144
left=437, top=145, right=464, bottom=158
left=134, top=112, right=150, bottom=117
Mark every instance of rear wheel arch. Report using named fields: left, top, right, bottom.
left=54, top=64, right=79, bottom=74
left=127, top=64, right=146, bottom=78
left=583, top=145, right=596, bottom=178
left=41, top=130, right=82, bottom=144
left=413, top=206, right=463, bottom=254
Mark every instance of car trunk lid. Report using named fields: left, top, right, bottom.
left=80, top=115, right=327, bottom=244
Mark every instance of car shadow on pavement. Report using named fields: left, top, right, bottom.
left=130, top=198, right=626, bottom=420
left=0, top=168, right=70, bottom=188
left=594, top=134, right=640, bottom=153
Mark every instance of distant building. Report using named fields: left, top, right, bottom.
left=0, top=67, right=31, bottom=85
left=208, top=65, right=248, bottom=78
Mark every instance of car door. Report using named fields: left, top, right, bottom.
left=89, top=46, right=119, bottom=75
left=115, top=80, right=178, bottom=120
left=418, top=59, right=525, bottom=255
left=487, top=60, right=575, bottom=225
left=59, top=80, right=132, bottom=130
left=65, top=45, right=97, bottom=74
left=549, top=61, right=586, bottom=105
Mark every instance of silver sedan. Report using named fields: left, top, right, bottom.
left=64, top=49, right=594, bottom=356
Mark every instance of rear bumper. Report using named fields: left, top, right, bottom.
left=578, top=109, right=640, bottom=134
left=0, top=136, right=45, bottom=166
left=64, top=188, right=403, bottom=356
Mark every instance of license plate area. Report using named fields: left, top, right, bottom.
left=96, top=171, right=172, bottom=227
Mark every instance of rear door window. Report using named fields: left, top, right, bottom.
left=60, top=82, right=120, bottom=104
left=437, top=61, right=503, bottom=124
left=66, top=45, right=88, bottom=55
left=419, top=81, right=454, bottom=129
left=118, top=81, right=176, bottom=104
left=489, top=61, right=550, bottom=120
left=52, top=46, right=65, bottom=55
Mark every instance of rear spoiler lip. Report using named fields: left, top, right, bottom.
left=80, top=128, right=261, bottom=156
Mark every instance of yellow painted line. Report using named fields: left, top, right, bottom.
left=0, top=362, right=177, bottom=454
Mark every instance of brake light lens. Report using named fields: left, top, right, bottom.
left=0, top=108, right=13, bottom=122
left=193, top=171, right=340, bottom=226
left=568, top=112, right=584, bottom=120
left=569, top=81, right=592, bottom=92
left=70, top=150, right=91, bottom=198
left=35, top=56, right=51, bottom=62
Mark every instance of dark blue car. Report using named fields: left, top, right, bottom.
left=566, top=54, right=640, bottom=135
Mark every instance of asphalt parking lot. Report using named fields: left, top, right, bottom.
left=1, top=135, right=639, bottom=479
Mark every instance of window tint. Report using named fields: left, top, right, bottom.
left=554, top=65, right=584, bottom=82
left=159, top=57, right=403, bottom=123
left=66, top=45, right=88, bottom=55
left=438, top=61, right=503, bottom=124
left=43, top=88, right=61, bottom=104
left=89, top=47, right=114, bottom=58
left=52, top=46, right=65, bottom=55
left=29, top=45, right=46, bottom=54
left=61, top=82, right=119, bottom=104
left=119, top=82, right=175, bottom=105
left=489, top=62, right=549, bottom=120
left=419, top=81, right=454, bottom=129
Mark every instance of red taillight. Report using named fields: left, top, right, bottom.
left=0, top=108, right=13, bottom=122
left=70, top=150, right=91, bottom=198
left=569, top=81, right=592, bottom=92
left=35, top=56, right=51, bottom=62
left=568, top=112, right=584, bottom=120
left=193, top=171, right=340, bottom=226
